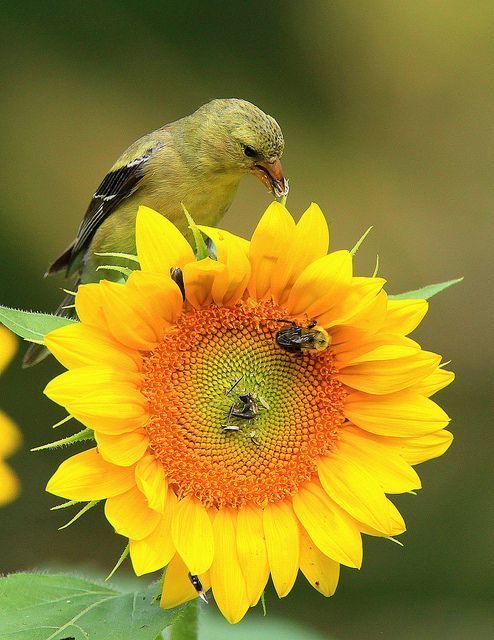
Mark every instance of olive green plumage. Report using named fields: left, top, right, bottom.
left=48, top=98, right=286, bottom=284
left=23, top=98, right=286, bottom=367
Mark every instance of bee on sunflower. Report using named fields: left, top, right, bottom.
left=42, top=203, right=453, bottom=624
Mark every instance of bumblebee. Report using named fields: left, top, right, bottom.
left=272, top=319, right=330, bottom=354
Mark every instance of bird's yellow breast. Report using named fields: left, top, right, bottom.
left=84, top=168, right=242, bottom=282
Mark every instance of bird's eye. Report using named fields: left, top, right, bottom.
left=243, top=145, right=257, bottom=158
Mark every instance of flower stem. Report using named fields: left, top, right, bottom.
left=169, top=601, right=198, bottom=640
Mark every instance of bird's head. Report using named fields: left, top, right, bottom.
left=191, top=98, right=289, bottom=198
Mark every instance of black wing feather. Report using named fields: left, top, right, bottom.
left=71, top=145, right=160, bottom=257
left=47, top=142, right=164, bottom=276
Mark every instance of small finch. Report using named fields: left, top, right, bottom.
left=24, top=98, right=287, bottom=366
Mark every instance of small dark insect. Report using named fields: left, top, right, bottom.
left=188, top=572, right=208, bottom=603
left=222, top=423, right=241, bottom=432
left=230, top=393, right=260, bottom=420
left=221, top=377, right=268, bottom=438
left=225, top=376, right=243, bottom=396
left=59, top=637, right=75, bottom=640
left=170, top=266, right=185, bottom=299
left=222, top=393, right=259, bottom=430
left=271, top=318, right=330, bottom=354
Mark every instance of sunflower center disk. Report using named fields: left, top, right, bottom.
left=142, top=301, right=346, bottom=509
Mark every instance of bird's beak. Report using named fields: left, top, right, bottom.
left=253, top=159, right=289, bottom=198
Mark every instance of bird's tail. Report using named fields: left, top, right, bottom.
left=22, top=279, right=80, bottom=368
left=45, top=241, right=75, bottom=277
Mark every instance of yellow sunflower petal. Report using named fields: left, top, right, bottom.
left=329, top=324, right=367, bottom=348
left=236, top=236, right=250, bottom=257
left=45, top=323, right=141, bottom=371
left=161, top=553, right=210, bottom=608
left=411, top=367, right=455, bottom=397
left=136, top=205, right=195, bottom=274
left=183, top=258, right=225, bottom=309
left=299, top=527, right=340, bottom=597
left=135, top=454, right=167, bottom=512
left=44, top=366, right=141, bottom=400
left=130, top=489, right=177, bottom=575
left=353, top=502, right=406, bottom=537
left=44, top=368, right=148, bottom=435
left=210, top=508, right=250, bottom=624
left=46, top=448, right=135, bottom=500
left=317, top=277, right=386, bottom=328
left=337, top=350, right=441, bottom=395
left=381, top=299, right=428, bottom=335
left=196, top=226, right=251, bottom=307
left=263, top=500, right=300, bottom=597
left=0, top=326, right=16, bottom=373
left=99, top=280, right=161, bottom=351
left=171, top=495, right=214, bottom=575
left=95, top=430, right=149, bottom=467
left=400, top=430, right=454, bottom=465
left=105, top=485, right=161, bottom=540
left=285, top=250, right=352, bottom=317
left=318, top=453, right=399, bottom=535
left=337, top=425, right=421, bottom=493
left=270, top=203, right=330, bottom=306
left=67, top=400, right=147, bottom=435
left=126, top=270, right=183, bottom=326
left=75, top=283, right=106, bottom=329
left=0, top=461, right=20, bottom=506
left=236, top=504, right=270, bottom=606
left=0, top=410, right=21, bottom=457
left=292, top=483, right=362, bottom=568
left=247, top=201, right=296, bottom=300
left=344, top=390, right=450, bottom=437
left=334, top=334, right=419, bottom=367
left=338, top=290, right=388, bottom=334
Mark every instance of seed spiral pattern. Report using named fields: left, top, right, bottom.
left=142, top=300, right=346, bottom=508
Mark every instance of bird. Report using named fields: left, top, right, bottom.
left=23, top=98, right=287, bottom=366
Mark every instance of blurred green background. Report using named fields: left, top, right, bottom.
left=1, top=1, right=492, bottom=638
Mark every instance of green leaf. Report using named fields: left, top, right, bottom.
left=0, top=573, right=185, bottom=640
left=52, top=415, right=74, bottom=429
left=50, top=499, right=79, bottom=510
left=31, top=428, right=94, bottom=452
left=371, top=254, right=380, bottom=278
left=94, top=251, right=140, bottom=263
left=199, top=609, right=330, bottom=640
left=106, top=544, right=130, bottom=581
left=388, top=277, right=463, bottom=300
left=96, top=264, right=134, bottom=277
left=350, top=226, right=373, bottom=255
left=56, top=501, right=99, bottom=530
left=169, top=600, right=198, bottom=640
left=0, top=306, right=76, bottom=343
left=181, top=203, right=209, bottom=260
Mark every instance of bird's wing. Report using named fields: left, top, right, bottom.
left=47, top=140, right=165, bottom=276
left=72, top=141, right=165, bottom=258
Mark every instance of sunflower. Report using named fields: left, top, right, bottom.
left=44, top=203, right=453, bottom=623
left=0, top=326, right=21, bottom=506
